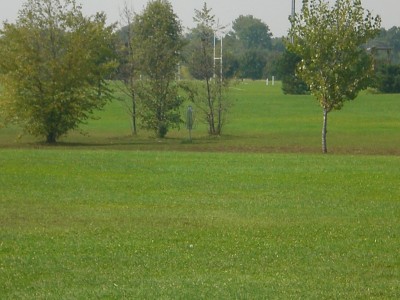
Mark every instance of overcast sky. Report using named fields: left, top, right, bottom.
left=1, top=0, right=399, bottom=37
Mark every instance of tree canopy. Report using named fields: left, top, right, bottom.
left=287, top=0, right=381, bottom=153
left=132, top=0, right=184, bottom=138
left=182, top=3, right=231, bottom=136
left=0, top=0, right=117, bottom=143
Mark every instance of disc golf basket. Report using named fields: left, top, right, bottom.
left=186, top=105, right=194, bottom=141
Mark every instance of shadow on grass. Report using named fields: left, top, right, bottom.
left=1, top=133, right=399, bottom=156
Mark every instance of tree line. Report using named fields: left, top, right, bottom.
left=0, top=0, right=397, bottom=152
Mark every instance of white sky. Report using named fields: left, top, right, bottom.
left=1, top=0, right=399, bottom=37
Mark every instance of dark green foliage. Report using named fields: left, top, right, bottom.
left=232, top=15, right=272, bottom=50
left=278, top=50, right=309, bottom=95
left=239, top=50, right=268, bottom=80
left=375, top=64, right=400, bottom=93
left=367, top=26, right=400, bottom=64
left=132, top=0, right=184, bottom=138
left=230, top=15, right=273, bottom=80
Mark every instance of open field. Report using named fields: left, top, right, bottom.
left=1, top=81, right=399, bottom=298
left=1, top=81, right=399, bottom=155
left=1, top=149, right=399, bottom=298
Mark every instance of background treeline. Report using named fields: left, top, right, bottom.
left=118, top=18, right=400, bottom=93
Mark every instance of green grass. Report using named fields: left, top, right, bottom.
left=0, top=81, right=399, bottom=298
left=1, top=150, right=399, bottom=298
left=1, top=81, right=399, bottom=154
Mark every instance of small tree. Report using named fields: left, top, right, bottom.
left=115, top=4, right=139, bottom=135
left=132, top=0, right=184, bottom=138
left=183, top=2, right=231, bottom=136
left=287, top=0, right=381, bottom=153
left=0, top=0, right=117, bottom=143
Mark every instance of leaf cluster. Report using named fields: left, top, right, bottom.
left=0, top=0, right=117, bottom=142
left=287, top=0, right=381, bottom=111
left=130, top=0, right=184, bottom=137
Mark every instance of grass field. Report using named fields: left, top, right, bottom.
left=1, top=150, right=399, bottom=298
left=1, top=81, right=399, bottom=154
left=0, top=81, right=399, bottom=298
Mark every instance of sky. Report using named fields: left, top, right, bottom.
left=1, top=0, right=399, bottom=37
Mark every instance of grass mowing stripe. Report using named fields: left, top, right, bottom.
left=0, top=149, right=399, bottom=298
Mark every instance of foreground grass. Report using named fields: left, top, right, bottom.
left=1, top=149, right=399, bottom=298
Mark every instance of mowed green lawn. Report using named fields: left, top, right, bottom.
left=0, top=81, right=399, bottom=298
left=1, top=150, right=399, bottom=298
left=1, top=81, right=399, bottom=154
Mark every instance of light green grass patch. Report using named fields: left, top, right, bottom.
left=1, top=149, right=399, bottom=298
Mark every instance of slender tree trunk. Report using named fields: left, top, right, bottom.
left=322, top=108, right=328, bottom=154
left=131, top=88, right=137, bottom=135
left=205, top=77, right=215, bottom=134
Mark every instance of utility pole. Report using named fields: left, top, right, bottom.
left=292, top=0, right=295, bottom=18
left=290, top=0, right=296, bottom=43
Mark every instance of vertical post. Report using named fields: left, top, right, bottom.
left=220, top=37, right=223, bottom=80
left=290, top=0, right=296, bottom=43
left=213, top=32, right=216, bottom=79
left=322, top=108, right=328, bottom=154
left=187, top=105, right=194, bottom=141
left=292, top=0, right=295, bottom=18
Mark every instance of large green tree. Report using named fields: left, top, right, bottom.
left=0, top=0, right=117, bottom=143
left=132, top=0, right=184, bottom=138
left=231, top=15, right=272, bottom=79
left=287, top=0, right=381, bottom=153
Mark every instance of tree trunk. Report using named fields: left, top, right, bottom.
left=46, top=132, right=57, bottom=144
left=131, top=92, right=137, bottom=135
left=322, top=108, right=328, bottom=154
left=206, top=77, right=215, bottom=135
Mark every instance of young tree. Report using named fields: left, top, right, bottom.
left=0, top=0, right=117, bottom=143
left=183, top=3, right=231, bottom=136
left=115, top=4, right=139, bottom=135
left=132, top=0, right=184, bottom=138
left=287, top=0, right=381, bottom=153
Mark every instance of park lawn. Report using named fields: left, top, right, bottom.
left=1, top=149, right=399, bottom=298
left=1, top=81, right=399, bottom=155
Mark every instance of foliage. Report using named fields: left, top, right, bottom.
left=185, top=3, right=214, bottom=80
left=0, top=0, right=117, bottom=143
left=232, top=15, right=272, bottom=50
left=367, top=26, right=400, bottom=65
left=114, top=5, right=139, bottom=135
left=183, top=3, right=232, bottom=136
left=132, top=0, right=184, bottom=138
left=277, top=50, right=309, bottom=95
left=239, top=49, right=268, bottom=80
left=230, top=15, right=273, bottom=79
left=287, top=0, right=381, bottom=153
left=375, top=64, right=400, bottom=93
